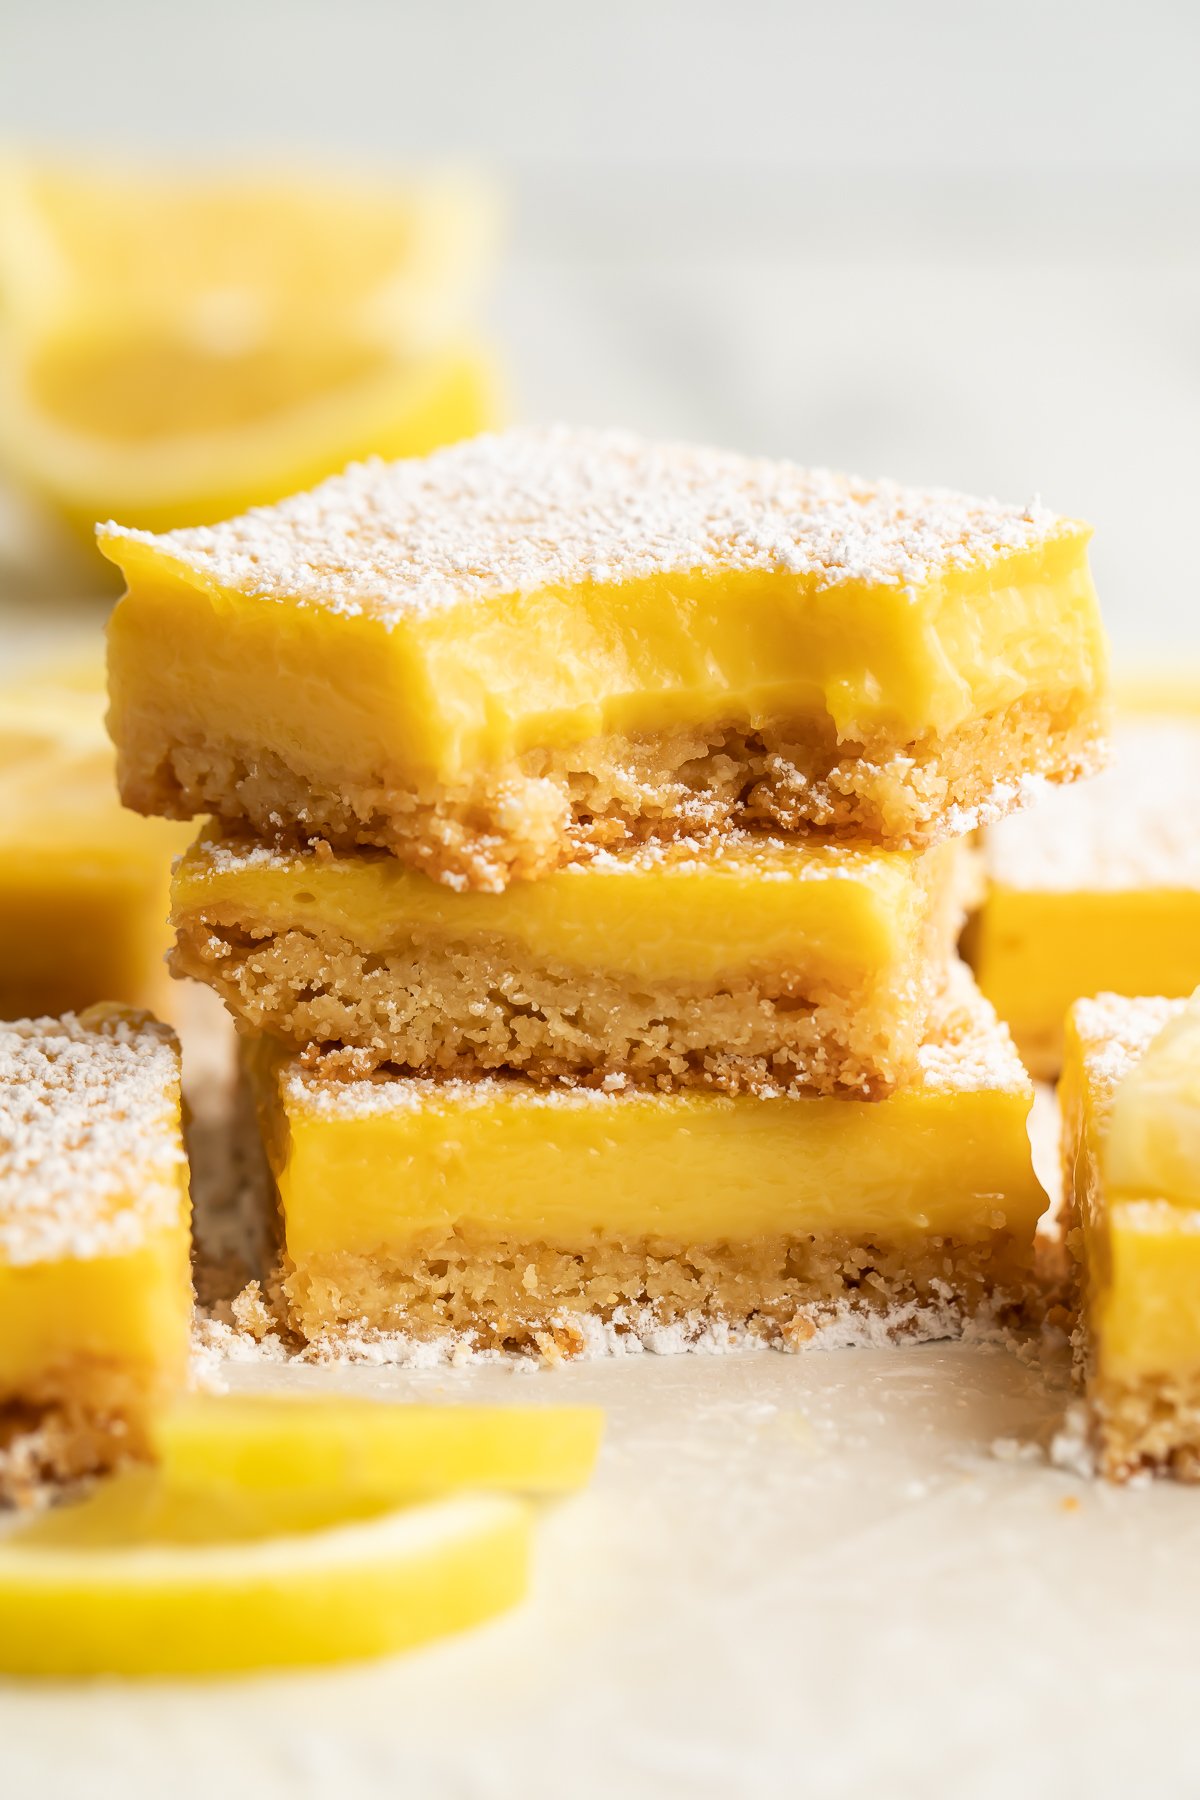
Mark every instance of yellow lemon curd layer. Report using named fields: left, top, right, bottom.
left=971, top=710, right=1200, bottom=1076
left=1061, top=993, right=1200, bottom=1382
left=0, top=1006, right=192, bottom=1418
left=174, top=826, right=959, bottom=994
left=101, top=428, right=1104, bottom=793
left=0, top=660, right=192, bottom=1019
left=250, top=987, right=1042, bottom=1263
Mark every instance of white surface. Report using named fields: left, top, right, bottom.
left=4, top=6, right=1200, bottom=1793
left=5, top=1344, right=1200, bottom=1800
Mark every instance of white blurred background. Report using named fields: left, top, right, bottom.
left=5, top=0, right=1200, bottom=657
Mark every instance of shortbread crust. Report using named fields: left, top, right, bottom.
left=171, top=828, right=970, bottom=1096
left=102, top=427, right=1108, bottom=888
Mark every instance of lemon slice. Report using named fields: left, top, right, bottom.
left=0, top=1470, right=528, bottom=1676
left=154, top=1394, right=604, bottom=1500
left=0, top=157, right=500, bottom=535
left=0, top=161, right=497, bottom=348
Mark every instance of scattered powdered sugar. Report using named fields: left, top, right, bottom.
left=990, top=1434, right=1046, bottom=1465
left=199, top=1288, right=1014, bottom=1373
left=0, top=1011, right=186, bottom=1264
left=1048, top=1401, right=1098, bottom=1479
left=986, top=720, right=1200, bottom=892
left=100, top=425, right=1078, bottom=625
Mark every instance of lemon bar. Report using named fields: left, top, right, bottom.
left=969, top=714, right=1200, bottom=1078
left=248, top=970, right=1043, bottom=1355
left=0, top=661, right=192, bottom=1021
left=172, top=826, right=970, bottom=1097
left=1060, top=992, right=1200, bottom=1479
left=0, top=1006, right=192, bottom=1485
left=101, top=428, right=1108, bottom=891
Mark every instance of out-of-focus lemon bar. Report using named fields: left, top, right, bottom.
left=0, top=1006, right=192, bottom=1485
left=969, top=712, right=1200, bottom=1078
left=247, top=968, right=1043, bottom=1356
left=1060, top=991, right=1200, bottom=1479
left=0, top=661, right=193, bottom=1021
left=101, top=428, right=1107, bottom=892
left=171, top=825, right=971, bottom=1097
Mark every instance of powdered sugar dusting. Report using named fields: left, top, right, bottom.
left=1071, top=992, right=1182, bottom=1096
left=0, top=1009, right=186, bottom=1265
left=986, top=720, right=1200, bottom=892
left=100, top=426, right=1080, bottom=625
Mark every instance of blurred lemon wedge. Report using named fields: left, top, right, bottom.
left=1105, top=990, right=1200, bottom=1206
left=0, top=1470, right=528, bottom=1676
left=0, top=159, right=500, bottom=534
left=154, top=1393, right=605, bottom=1500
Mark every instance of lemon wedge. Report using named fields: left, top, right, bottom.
left=154, top=1394, right=604, bottom=1500
left=0, top=335, right=498, bottom=537
left=0, top=1470, right=528, bottom=1676
left=1105, top=990, right=1200, bottom=1206
left=0, top=158, right=500, bottom=534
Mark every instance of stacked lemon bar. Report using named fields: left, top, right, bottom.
left=102, top=428, right=1107, bottom=1356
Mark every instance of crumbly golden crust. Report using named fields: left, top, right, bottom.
left=0, top=1362, right=159, bottom=1500
left=280, top=1224, right=1034, bottom=1354
left=126, top=691, right=1106, bottom=890
left=1087, top=1371, right=1200, bottom=1481
left=171, top=920, right=952, bottom=1098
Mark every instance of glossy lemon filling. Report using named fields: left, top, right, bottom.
left=0, top=1229, right=191, bottom=1405
left=970, top=888, right=1200, bottom=1077
left=174, top=828, right=959, bottom=992
left=105, top=533, right=1101, bottom=788
left=250, top=1021, right=1042, bottom=1263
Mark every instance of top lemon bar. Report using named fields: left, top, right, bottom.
left=101, top=427, right=1108, bottom=890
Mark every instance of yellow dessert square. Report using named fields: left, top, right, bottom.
left=247, top=970, right=1044, bottom=1356
left=0, top=1005, right=192, bottom=1486
left=101, top=428, right=1108, bottom=891
left=969, top=709, right=1200, bottom=1078
left=172, top=825, right=971, bottom=1097
left=0, top=660, right=193, bottom=1021
left=1060, top=992, right=1200, bottom=1480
